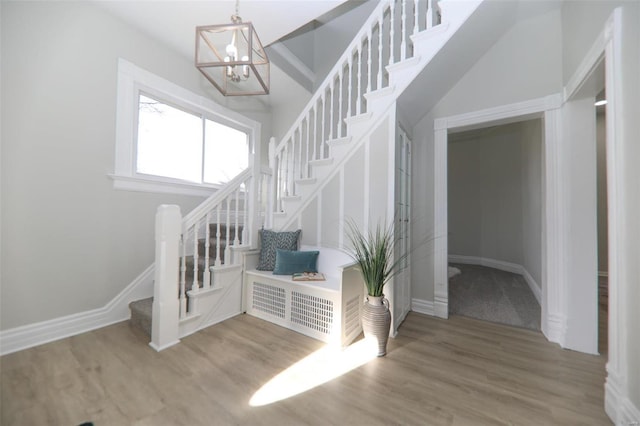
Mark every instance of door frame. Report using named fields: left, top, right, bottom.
left=432, top=95, right=561, bottom=325
left=394, top=124, right=412, bottom=329
left=432, top=7, right=627, bottom=423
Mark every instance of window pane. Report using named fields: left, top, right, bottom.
left=137, top=95, right=203, bottom=183
left=204, top=120, right=248, bottom=185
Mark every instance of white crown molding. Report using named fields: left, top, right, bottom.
left=435, top=94, right=562, bottom=132
left=0, top=264, right=155, bottom=355
left=563, top=26, right=608, bottom=103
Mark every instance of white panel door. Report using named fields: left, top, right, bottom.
left=394, top=126, right=412, bottom=329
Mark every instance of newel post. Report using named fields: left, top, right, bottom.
left=266, top=137, right=277, bottom=228
left=150, top=204, right=181, bottom=352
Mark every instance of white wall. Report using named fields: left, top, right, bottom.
left=562, top=0, right=640, bottom=413
left=432, top=8, right=563, bottom=118
left=561, top=97, right=598, bottom=354
left=618, top=1, right=640, bottom=414
left=410, top=113, right=435, bottom=303
left=0, top=2, right=271, bottom=330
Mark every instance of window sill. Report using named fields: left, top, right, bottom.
left=109, top=173, right=217, bottom=197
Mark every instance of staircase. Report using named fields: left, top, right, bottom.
left=130, top=0, right=484, bottom=350
left=266, top=0, right=482, bottom=231
left=129, top=223, right=243, bottom=337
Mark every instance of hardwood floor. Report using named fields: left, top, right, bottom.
left=1, top=313, right=611, bottom=425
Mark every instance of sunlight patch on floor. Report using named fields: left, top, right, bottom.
left=249, top=339, right=378, bottom=407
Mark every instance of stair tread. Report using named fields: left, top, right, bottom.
left=129, top=297, right=153, bottom=337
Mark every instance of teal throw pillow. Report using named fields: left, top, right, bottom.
left=273, top=249, right=319, bottom=275
left=256, top=229, right=301, bottom=271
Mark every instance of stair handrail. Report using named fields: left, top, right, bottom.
left=182, top=167, right=252, bottom=231
left=267, top=0, right=443, bottom=216
left=271, top=0, right=391, bottom=157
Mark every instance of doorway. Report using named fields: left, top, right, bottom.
left=446, top=120, right=543, bottom=330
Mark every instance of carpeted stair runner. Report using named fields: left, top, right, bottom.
left=128, top=223, right=242, bottom=337
left=129, top=297, right=153, bottom=336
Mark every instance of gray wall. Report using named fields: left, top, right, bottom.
left=448, top=123, right=524, bottom=265
left=520, top=120, right=543, bottom=287
left=0, top=2, right=271, bottom=330
left=448, top=120, right=542, bottom=286
left=596, top=112, right=608, bottom=273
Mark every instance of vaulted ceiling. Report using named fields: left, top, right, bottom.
left=96, top=1, right=348, bottom=60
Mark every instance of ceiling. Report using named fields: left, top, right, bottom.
left=94, top=1, right=349, bottom=108
left=95, top=1, right=347, bottom=61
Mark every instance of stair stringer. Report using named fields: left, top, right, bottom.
left=177, top=248, right=248, bottom=339
left=272, top=0, right=483, bottom=231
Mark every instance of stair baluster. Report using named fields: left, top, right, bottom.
left=367, top=27, right=373, bottom=94
left=413, top=0, right=420, bottom=35
left=401, top=0, right=407, bottom=60
left=204, top=212, right=211, bottom=289
left=191, top=223, right=199, bottom=293
left=389, top=0, right=395, bottom=66
left=321, top=93, right=326, bottom=156
left=313, top=103, right=319, bottom=161
left=215, top=207, right=222, bottom=266
left=377, top=12, right=383, bottom=90
left=427, top=0, right=437, bottom=29
left=234, top=187, right=241, bottom=247
left=179, top=234, right=187, bottom=318
left=225, top=197, right=231, bottom=261
left=347, top=54, right=353, bottom=121
left=357, top=45, right=362, bottom=115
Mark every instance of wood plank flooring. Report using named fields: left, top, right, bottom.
left=1, top=312, right=611, bottom=425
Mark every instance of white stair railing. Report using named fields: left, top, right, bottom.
left=151, top=168, right=256, bottom=349
left=179, top=168, right=253, bottom=318
left=269, top=0, right=442, bottom=217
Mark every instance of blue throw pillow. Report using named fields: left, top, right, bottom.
left=273, top=249, right=319, bottom=275
left=256, top=229, right=301, bottom=271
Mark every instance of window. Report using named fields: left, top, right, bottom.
left=112, top=59, right=260, bottom=196
left=136, top=94, right=248, bottom=185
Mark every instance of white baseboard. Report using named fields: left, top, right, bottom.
left=411, top=298, right=434, bottom=316
left=543, top=313, right=567, bottom=347
left=0, top=264, right=155, bottom=356
left=605, top=372, right=640, bottom=425
left=520, top=268, right=542, bottom=304
left=449, top=254, right=521, bottom=274
left=448, top=254, right=542, bottom=304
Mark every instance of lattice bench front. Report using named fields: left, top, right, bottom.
left=242, top=247, right=363, bottom=347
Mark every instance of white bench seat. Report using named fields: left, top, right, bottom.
left=242, top=246, right=363, bottom=346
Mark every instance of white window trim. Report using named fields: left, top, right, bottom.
left=111, top=58, right=261, bottom=197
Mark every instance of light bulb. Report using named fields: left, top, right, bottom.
left=224, top=56, right=233, bottom=77
left=242, top=55, right=250, bottom=78
left=226, top=44, right=237, bottom=60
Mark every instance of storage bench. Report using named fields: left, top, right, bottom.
left=243, top=246, right=363, bottom=346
